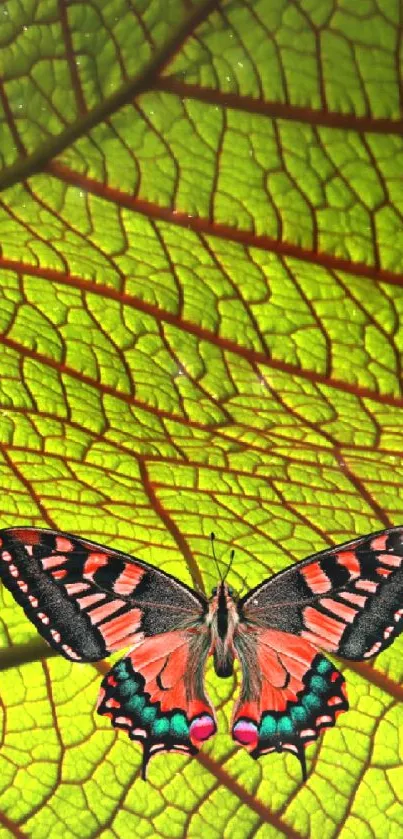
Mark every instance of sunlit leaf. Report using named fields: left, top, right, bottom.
left=1, top=1, right=403, bottom=837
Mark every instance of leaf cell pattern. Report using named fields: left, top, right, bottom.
left=1, top=1, right=403, bottom=838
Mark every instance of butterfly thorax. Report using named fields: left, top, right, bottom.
left=207, top=582, right=239, bottom=677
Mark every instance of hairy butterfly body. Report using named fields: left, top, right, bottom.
left=1, top=525, right=403, bottom=779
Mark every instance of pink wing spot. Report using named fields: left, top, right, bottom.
left=88, top=599, right=126, bottom=626
left=300, top=728, right=316, bottom=738
left=25, top=545, right=33, bottom=556
left=51, top=629, right=61, bottom=643
left=355, top=580, right=378, bottom=593
left=84, top=553, right=109, bottom=580
left=364, top=642, right=382, bottom=658
left=316, top=715, right=332, bottom=727
left=116, top=716, right=135, bottom=727
left=114, top=564, right=145, bottom=596
left=301, top=562, right=331, bottom=594
left=1, top=551, right=11, bottom=562
left=341, top=591, right=367, bottom=607
left=371, top=534, right=388, bottom=551
left=394, top=608, right=403, bottom=622
left=378, top=553, right=401, bottom=567
left=65, top=582, right=90, bottom=595
left=56, top=537, right=74, bottom=552
left=303, top=606, right=345, bottom=647
left=17, top=580, right=28, bottom=593
left=28, top=595, right=39, bottom=608
left=9, top=564, right=19, bottom=578
left=336, top=551, right=360, bottom=576
left=38, top=612, right=50, bottom=625
left=107, top=676, right=118, bottom=688
left=320, top=598, right=357, bottom=623
left=106, top=698, right=121, bottom=709
left=376, top=567, right=392, bottom=578
left=383, top=626, right=394, bottom=639
left=232, top=720, right=258, bottom=749
left=189, top=715, right=216, bottom=746
left=62, top=644, right=81, bottom=660
left=42, top=555, right=67, bottom=570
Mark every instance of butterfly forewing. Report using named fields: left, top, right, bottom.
left=0, top=527, right=206, bottom=660
left=239, top=526, right=403, bottom=660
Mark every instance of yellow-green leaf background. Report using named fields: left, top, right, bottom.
left=1, top=1, right=403, bottom=837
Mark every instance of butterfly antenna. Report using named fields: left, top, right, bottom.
left=210, top=532, right=223, bottom=582
left=223, top=547, right=236, bottom=583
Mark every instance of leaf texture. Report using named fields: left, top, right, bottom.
left=0, top=1, right=403, bottom=837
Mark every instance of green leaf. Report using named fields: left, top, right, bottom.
left=1, top=1, right=403, bottom=837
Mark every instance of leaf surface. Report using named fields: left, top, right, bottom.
left=0, top=1, right=403, bottom=837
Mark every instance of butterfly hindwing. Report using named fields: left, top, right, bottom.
left=232, top=629, right=348, bottom=776
left=240, top=526, right=403, bottom=660
left=0, top=527, right=206, bottom=661
left=97, top=629, right=217, bottom=777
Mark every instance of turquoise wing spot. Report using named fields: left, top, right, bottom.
left=142, top=705, right=158, bottom=725
left=259, top=715, right=277, bottom=738
left=316, top=657, right=332, bottom=675
left=170, top=713, right=189, bottom=738
left=310, top=675, right=328, bottom=694
left=290, top=705, right=308, bottom=724
left=151, top=717, right=170, bottom=737
left=302, top=692, right=321, bottom=712
left=127, top=694, right=146, bottom=714
left=119, top=679, right=139, bottom=698
left=278, top=717, right=293, bottom=736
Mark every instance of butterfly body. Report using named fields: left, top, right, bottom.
left=1, top=525, right=403, bottom=780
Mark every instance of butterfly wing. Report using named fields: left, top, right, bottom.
left=97, top=630, right=217, bottom=778
left=239, top=526, right=403, bottom=660
left=0, top=527, right=206, bottom=661
left=0, top=527, right=216, bottom=775
left=234, top=526, right=403, bottom=774
left=232, top=629, right=348, bottom=778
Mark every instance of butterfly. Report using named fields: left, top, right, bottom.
left=0, top=526, right=402, bottom=781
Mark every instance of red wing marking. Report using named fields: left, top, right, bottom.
left=10, top=529, right=41, bottom=544
left=371, top=534, right=388, bottom=551
left=340, top=592, right=367, bottom=607
left=113, top=564, right=145, bottom=595
left=320, top=598, right=357, bottom=623
left=42, top=555, right=68, bottom=570
left=336, top=551, right=360, bottom=576
left=355, top=580, right=378, bottom=593
left=52, top=569, right=67, bottom=580
left=88, top=599, right=126, bottom=625
left=303, top=606, right=345, bottom=648
left=78, top=593, right=105, bottom=608
left=83, top=553, right=109, bottom=579
left=65, top=582, right=90, bottom=595
left=378, top=553, right=402, bottom=567
left=100, top=609, right=142, bottom=648
left=300, top=562, right=331, bottom=594
left=130, top=632, right=191, bottom=712
left=55, top=537, right=74, bottom=552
